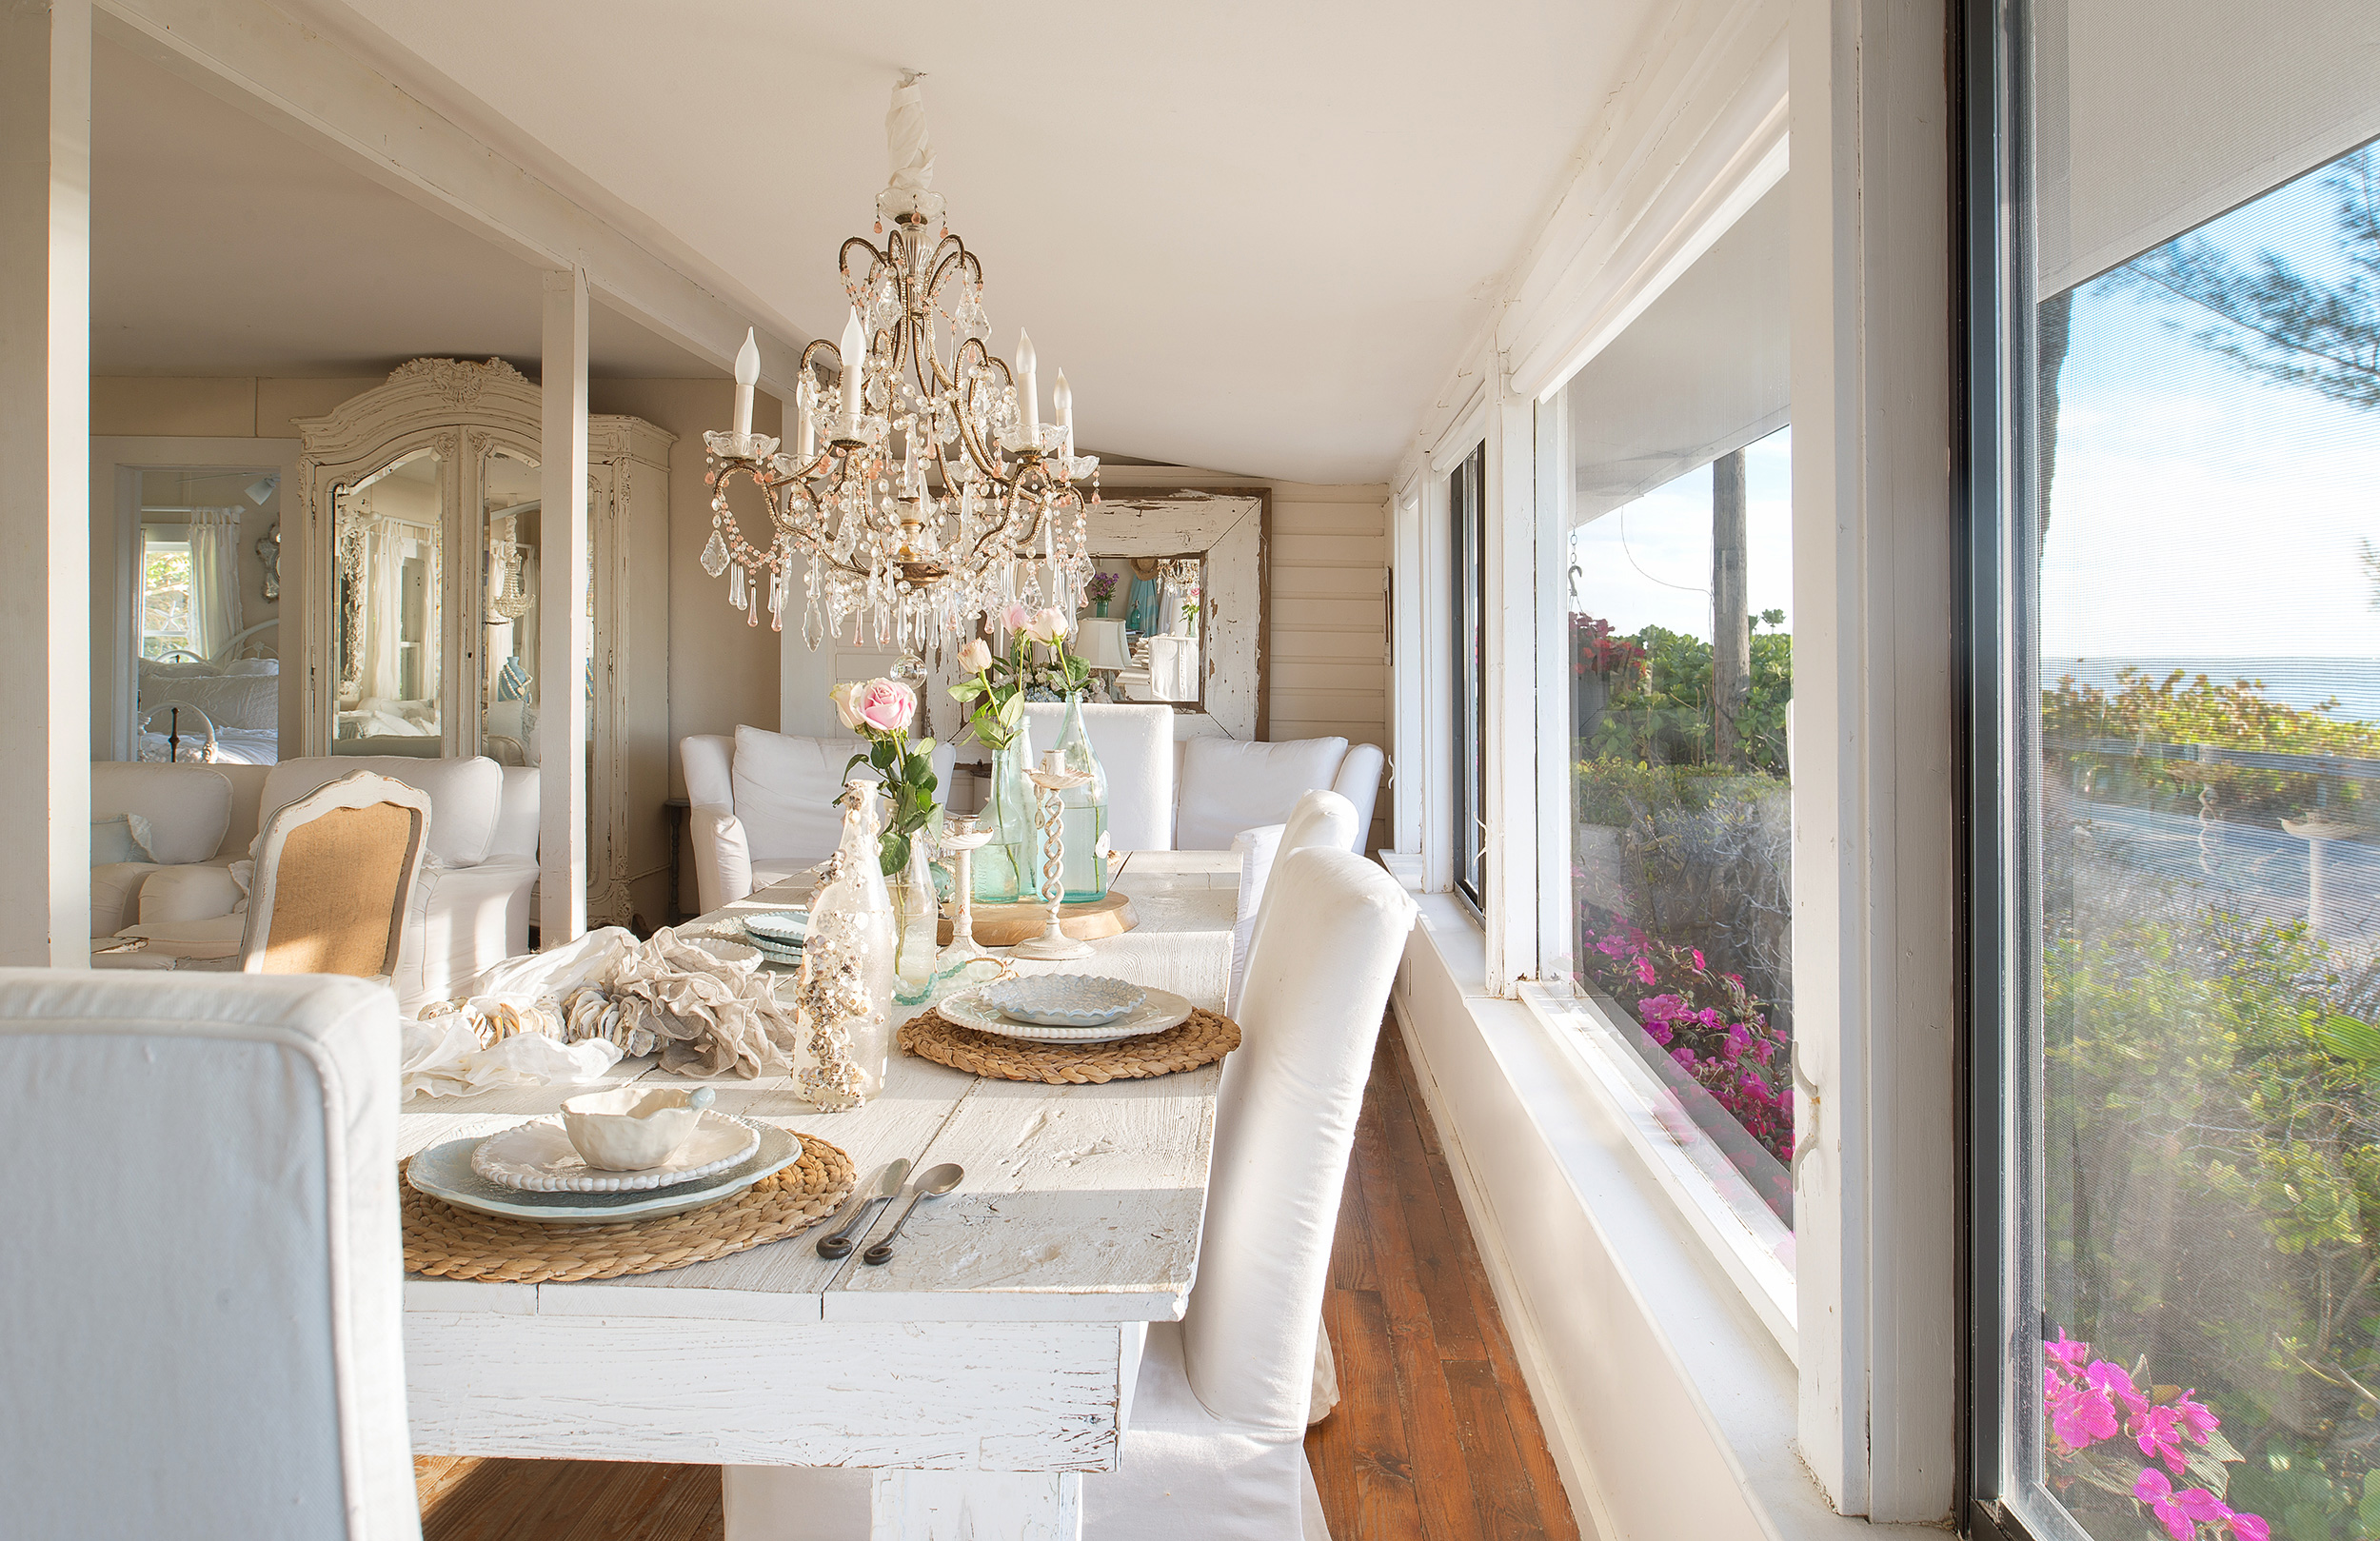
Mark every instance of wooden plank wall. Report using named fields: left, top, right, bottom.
left=1098, top=466, right=1391, bottom=852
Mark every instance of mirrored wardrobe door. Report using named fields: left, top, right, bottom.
left=330, top=444, right=447, bottom=756
left=479, top=446, right=542, bottom=767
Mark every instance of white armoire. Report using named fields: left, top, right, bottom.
left=292, top=357, right=675, bottom=930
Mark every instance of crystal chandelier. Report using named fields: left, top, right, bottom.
left=702, top=73, right=1100, bottom=658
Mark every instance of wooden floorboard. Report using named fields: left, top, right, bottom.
left=414, top=1020, right=1579, bottom=1541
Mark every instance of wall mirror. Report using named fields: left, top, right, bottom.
left=1081, top=490, right=1267, bottom=741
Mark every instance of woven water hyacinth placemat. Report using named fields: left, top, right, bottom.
left=899, top=1007, right=1240, bottom=1085
left=402, top=1131, right=855, bottom=1283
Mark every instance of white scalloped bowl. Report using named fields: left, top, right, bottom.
left=981, top=974, right=1147, bottom=1027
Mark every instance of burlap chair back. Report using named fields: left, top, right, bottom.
left=241, top=771, right=432, bottom=982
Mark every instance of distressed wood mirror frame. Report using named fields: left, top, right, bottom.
left=1085, top=488, right=1270, bottom=741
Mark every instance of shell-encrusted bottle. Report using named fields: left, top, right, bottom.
left=792, top=780, right=897, bottom=1108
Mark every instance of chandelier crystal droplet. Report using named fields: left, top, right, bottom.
left=701, top=71, right=1099, bottom=650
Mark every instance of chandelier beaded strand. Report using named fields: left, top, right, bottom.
left=701, top=72, right=1100, bottom=654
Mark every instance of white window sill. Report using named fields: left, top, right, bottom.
left=1387, top=875, right=1934, bottom=1541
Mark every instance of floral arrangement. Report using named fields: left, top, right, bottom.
left=1083, top=571, right=1119, bottom=605
left=1571, top=613, right=1646, bottom=680
left=2043, top=1334, right=2267, bottom=1541
left=829, top=677, right=940, bottom=876
left=1577, top=919, right=1793, bottom=1163
left=948, top=603, right=1089, bottom=746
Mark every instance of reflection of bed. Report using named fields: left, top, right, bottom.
left=134, top=726, right=280, bottom=765
left=137, top=657, right=281, bottom=764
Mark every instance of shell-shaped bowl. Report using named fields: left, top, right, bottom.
left=561, top=1086, right=713, bottom=1171
left=980, top=974, right=1147, bottom=1028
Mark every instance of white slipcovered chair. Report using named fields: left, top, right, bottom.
left=1227, top=788, right=1363, bottom=1017
left=95, top=756, right=539, bottom=1011
left=724, top=847, right=1417, bottom=1539
left=1020, top=701, right=1177, bottom=851
left=683, top=725, right=959, bottom=915
left=0, top=969, right=420, bottom=1540
left=1174, top=737, right=1384, bottom=854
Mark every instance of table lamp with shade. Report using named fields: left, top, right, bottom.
left=1074, top=617, right=1131, bottom=700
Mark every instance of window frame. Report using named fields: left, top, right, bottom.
left=1449, top=441, right=1488, bottom=911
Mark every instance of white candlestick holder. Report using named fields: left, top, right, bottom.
left=1011, top=751, right=1093, bottom=961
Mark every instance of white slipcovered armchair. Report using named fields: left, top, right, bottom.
left=1173, top=736, right=1384, bottom=854
left=0, top=969, right=420, bottom=1540
left=92, top=756, right=538, bottom=1010
left=683, top=725, right=959, bottom=915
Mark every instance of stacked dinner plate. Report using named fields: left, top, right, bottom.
left=738, top=909, right=808, bottom=966
left=938, top=974, right=1197, bottom=1045
left=407, top=1108, right=802, bottom=1223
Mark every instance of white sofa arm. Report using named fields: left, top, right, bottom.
left=1330, top=743, right=1386, bottom=853
left=688, top=804, right=753, bottom=917
left=91, top=862, right=161, bottom=938
left=137, top=864, right=247, bottom=927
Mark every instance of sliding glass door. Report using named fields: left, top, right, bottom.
left=1988, top=3, right=2380, bottom=1537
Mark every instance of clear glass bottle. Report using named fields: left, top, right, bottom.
left=793, top=780, right=896, bottom=1108
left=972, top=716, right=1040, bottom=904
left=1053, top=695, right=1109, bottom=902
left=890, top=829, right=939, bottom=1004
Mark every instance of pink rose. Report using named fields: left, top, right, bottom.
left=1001, top=603, right=1034, bottom=633
left=831, top=677, right=915, bottom=734
left=1024, top=606, right=1070, bottom=643
left=957, top=638, right=993, bottom=674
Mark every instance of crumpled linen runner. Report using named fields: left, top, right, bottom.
left=606, top=927, right=802, bottom=1079
left=399, top=924, right=802, bottom=1097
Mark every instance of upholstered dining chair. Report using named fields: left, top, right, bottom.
left=1226, top=788, right=1364, bottom=1017
left=0, top=970, right=420, bottom=1539
left=237, top=769, right=434, bottom=983
left=723, top=847, right=1417, bottom=1540
left=683, top=726, right=961, bottom=914
left=1173, top=736, right=1384, bottom=854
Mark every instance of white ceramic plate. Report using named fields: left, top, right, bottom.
left=980, top=974, right=1146, bottom=1026
left=741, top=910, right=809, bottom=947
left=938, top=984, right=1195, bottom=1043
left=410, top=1122, right=802, bottom=1223
left=470, top=1110, right=762, bottom=1193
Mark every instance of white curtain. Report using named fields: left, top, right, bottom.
left=187, top=508, right=243, bottom=661
left=361, top=526, right=406, bottom=701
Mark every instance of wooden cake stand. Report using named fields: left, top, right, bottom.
left=938, top=892, right=1138, bottom=948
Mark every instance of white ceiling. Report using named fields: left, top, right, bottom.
left=90, top=39, right=717, bottom=378
left=100, top=1, right=1668, bottom=482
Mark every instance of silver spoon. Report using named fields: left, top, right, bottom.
left=861, top=1162, right=963, bottom=1266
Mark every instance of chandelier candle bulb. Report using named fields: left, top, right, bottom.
left=1015, top=329, right=1039, bottom=444
left=796, top=376, right=815, bottom=463
left=1054, top=369, right=1073, bottom=457
left=732, top=326, right=759, bottom=444
left=839, top=307, right=867, bottom=439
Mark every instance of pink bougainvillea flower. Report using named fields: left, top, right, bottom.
left=1636, top=958, right=1658, bottom=986
left=2048, top=1381, right=2118, bottom=1450
left=2229, top=1512, right=2271, bottom=1541
left=2130, top=1402, right=2189, bottom=1473
left=2172, top=1393, right=2219, bottom=1444
left=1692, top=948, right=1708, bottom=970
left=2046, top=1334, right=2092, bottom=1377
left=2088, top=1359, right=2148, bottom=1416
left=2132, top=1469, right=2195, bottom=1541
left=1671, top=1047, right=1697, bottom=1069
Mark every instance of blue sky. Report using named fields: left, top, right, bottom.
left=1567, top=425, right=1793, bottom=642
left=2042, top=154, right=2380, bottom=662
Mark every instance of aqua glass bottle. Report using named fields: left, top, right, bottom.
left=972, top=716, right=1041, bottom=904
left=1053, top=695, right=1109, bottom=903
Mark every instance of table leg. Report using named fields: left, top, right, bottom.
left=871, top=1471, right=1083, bottom=1541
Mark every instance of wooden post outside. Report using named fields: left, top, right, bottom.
left=1711, top=447, right=1750, bottom=769
left=0, top=0, right=92, bottom=965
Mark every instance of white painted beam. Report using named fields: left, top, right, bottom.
left=89, top=0, right=803, bottom=391
left=0, top=0, right=92, bottom=967
left=540, top=268, right=589, bottom=946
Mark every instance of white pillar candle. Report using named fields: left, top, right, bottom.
left=731, top=326, right=759, bottom=442
left=796, top=375, right=816, bottom=462
left=840, top=307, right=867, bottom=438
left=1015, top=329, right=1039, bottom=445
left=1052, top=369, right=1074, bottom=458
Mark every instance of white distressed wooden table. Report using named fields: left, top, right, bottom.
left=401, top=850, right=1240, bottom=1541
